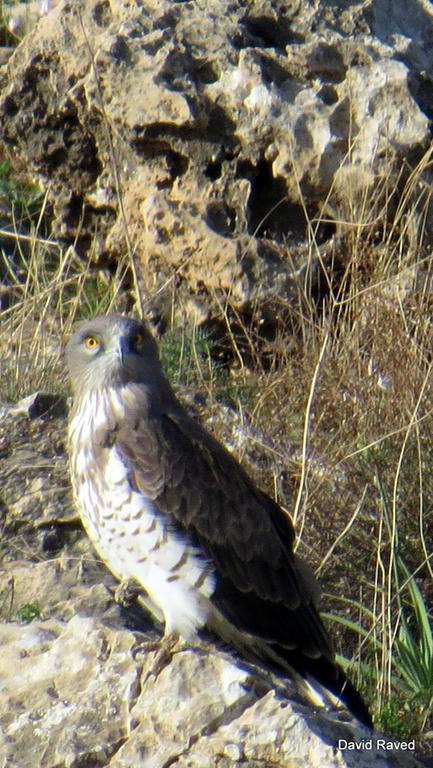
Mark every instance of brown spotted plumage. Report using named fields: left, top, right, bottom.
left=66, top=314, right=372, bottom=728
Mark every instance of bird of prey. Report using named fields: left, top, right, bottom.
left=66, top=314, right=372, bottom=728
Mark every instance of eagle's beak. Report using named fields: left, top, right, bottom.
left=116, top=337, right=127, bottom=367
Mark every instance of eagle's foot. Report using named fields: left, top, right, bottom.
left=114, top=577, right=143, bottom=608
left=144, top=632, right=185, bottom=680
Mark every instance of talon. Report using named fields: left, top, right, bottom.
left=114, top=577, right=143, bottom=608
left=144, top=632, right=185, bottom=680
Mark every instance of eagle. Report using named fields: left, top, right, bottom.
left=66, top=314, right=372, bottom=728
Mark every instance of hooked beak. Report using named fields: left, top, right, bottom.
left=115, top=337, right=127, bottom=367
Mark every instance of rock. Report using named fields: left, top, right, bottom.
left=0, top=46, right=15, bottom=66
left=0, top=393, right=80, bottom=560
left=4, top=1, right=59, bottom=40
left=9, top=391, right=67, bottom=419
left=0, top=615, right=141, bottom=767
left=0, top=0, right=431, bottom=324
left=0, top=563, right=423, bottom=768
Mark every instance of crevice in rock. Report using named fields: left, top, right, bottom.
left=254, top=51, right=292, bottom=86
left=57, top=194, right=116, bottom=239
left=236, top=159, right=305, bottom=242
left=39, top=524, right=72, bottom=555
left=92, top=0, right=112, bottom=28
left=136, top=109, right=236, bottom=146
left=317, top=84, right=339, bottom=106
left=234, top=14, right=305, bottom=52
left=131, top=135, right=171, bottom=158
left=61, top=193, right=86, bottom=231
left=139, top=100, right=237, bottom=145
left=205, top=201, right=237, bottom=237
left=203, top=160, right=222, bottom=180
left=408, top=71, right=433, bottom=121
left=306, top=42, right=346, bottom=83
left=132, top=140, right=189, bottom=186
left=156, top=50, right=220, bottom=93
left=165, top=149, right=189, bottom=180
left=108, top=35, right=132, bottom=64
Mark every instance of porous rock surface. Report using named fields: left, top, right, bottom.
left=0, top=397, right=425, bottom=767
left=0, top=0, right=432, bottom=322
left=0, top=559, right=424, bottom=768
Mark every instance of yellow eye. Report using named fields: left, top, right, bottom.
left=84, top=336, right=99, bottom=350
left=133, top=332, right=145, bottom=349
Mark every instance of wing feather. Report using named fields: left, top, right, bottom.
left=115, top=404, right=334, bottom=661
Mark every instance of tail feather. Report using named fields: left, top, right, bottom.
left=267, top=643, right=373, bottom=729
left=209, top=605, right=373, bottom=729
left=305, top=658, right=372, bottom=728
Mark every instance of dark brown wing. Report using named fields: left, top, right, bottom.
left=116, top=406, right=333, bottom=660
left=116, top=404, right=372, bottom=727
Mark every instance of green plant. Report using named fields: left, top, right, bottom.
left=160, top=327, right=250, bottom=408
left=393, top=556, right=433, bottom=730
left=16, top=602, right=41, bottom=623
left=0, top=159, right=43, bottom=223
left=160, top=326, right=213, bottom=388
left=324, top=552, right=433, bottom=736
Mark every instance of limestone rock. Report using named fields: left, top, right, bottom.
left=0, top=393, right=78, bottom=560
left=0, top=0, right=431, bottom=323
left=4, top=1, right=59, bottom=39
left=9, top=391, right=67, bottom=419
left=0, top=612, right=140, bottom=767
left=0, top=563, right=423, bottom=768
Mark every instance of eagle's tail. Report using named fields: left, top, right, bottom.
left=300, top=655, right=373, bottom=729
left=259, top=641, right=373, bottom=729
left=210, top=606, right=372, bottom=729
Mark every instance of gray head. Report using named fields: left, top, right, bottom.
left=66, top=314, right=165, bottom=397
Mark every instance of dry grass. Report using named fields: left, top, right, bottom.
left=0, top=196, right=133, bottom=400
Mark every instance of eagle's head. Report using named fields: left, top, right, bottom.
left=65, top=314, right=163, bottom=396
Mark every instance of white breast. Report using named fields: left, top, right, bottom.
left=69, top=386, right=215, bottom=639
